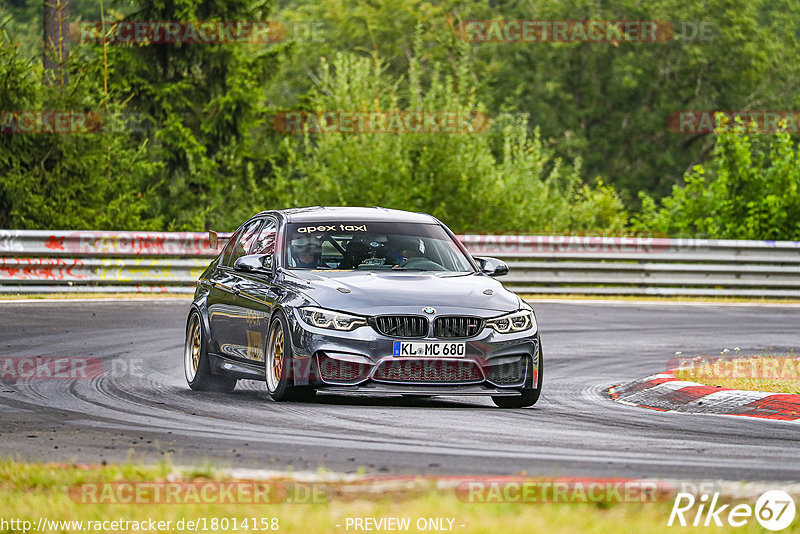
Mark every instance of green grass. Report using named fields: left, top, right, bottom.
left=0, top=460, right=796, bottom=533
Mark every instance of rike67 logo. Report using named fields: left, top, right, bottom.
left=668, top=490, right=796, bottom=530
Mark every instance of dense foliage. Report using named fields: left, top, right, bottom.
left=274, top=51, right=628, bottom=234
left=634, top=119, right=800, bottom=239
left=0, top=35, right=159, bottom=229
left=0, top=0, right=798, bottom=237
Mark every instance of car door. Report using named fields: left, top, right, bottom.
left=227, top=217, right=279, bottom=367
left=207, top=218, right=264, bottom=359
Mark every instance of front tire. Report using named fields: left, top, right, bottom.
left=184, top=311, right=237, bottom=392
left=492, top=340, right=543, bottom=408
left=265, top=312, right=316, bottom=403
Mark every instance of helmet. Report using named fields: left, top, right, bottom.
left=290, top=236, right=323, bottom=268
left=388, top=236, right=424, bottom=264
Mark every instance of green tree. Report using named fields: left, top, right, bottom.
left=103, top=0, right=285, bottom=229
left=633, top=117, right=800, bottom=239
left=275, top=0, right=800, bottom=205
left=273, top=50, right=627, bottom=234
left=0, top=32, right=160, bottom=230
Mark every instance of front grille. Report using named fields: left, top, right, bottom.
left=371, top=315, right=428, bottom=338
left=316, top=354, right=371, bottom=384
left=485, top=356, right=528, bottom=386
left=434, top=316, right=484, bottom=338
left=372, top=359, right=484, bottom=383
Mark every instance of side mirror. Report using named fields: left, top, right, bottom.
left=475, top=256, right=509, bottom=277
left=233, top=254, right=273, bottom=274
left=208, top=230, right=219, bottom=250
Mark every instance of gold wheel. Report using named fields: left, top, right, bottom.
left=184, top=311, right=237, bottom=392
left=266, top=319, right=286, bottom=393
left=272, top=329, right=283, bottom=381
left=264, top=314, right=315, bottom=403
left=184, top=314, right=203, bottom=383
left=191, top=321, right=201, bottom=372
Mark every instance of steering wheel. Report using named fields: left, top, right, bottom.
left=396, top=257, right=446, bottom=271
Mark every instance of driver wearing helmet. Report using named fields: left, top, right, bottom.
left=290, top=236, right=323, bottom=268
left=387, top=236, right=424, bottom=265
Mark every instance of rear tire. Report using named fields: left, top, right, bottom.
left=492, top=340, right=543, bottom=408
left=265, top=312, right=317, bottom=403
left=184, top=311, right=237, bottom=392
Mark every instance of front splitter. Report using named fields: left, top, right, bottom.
left=315, top=383, right=524, bottom=396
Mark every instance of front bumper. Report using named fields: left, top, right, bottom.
left=287, top=308, right=540, bottom=395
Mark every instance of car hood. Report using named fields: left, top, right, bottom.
left=285, top=270, right=521, bottom=316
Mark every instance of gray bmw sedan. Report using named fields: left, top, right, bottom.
left=184, top=206, right=542, bottom=408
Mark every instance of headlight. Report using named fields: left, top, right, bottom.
left=486, top=310, right=535, bottom=333
left=299, top=307, right=367, bottom=331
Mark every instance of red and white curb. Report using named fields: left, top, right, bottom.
left=608, top=373, right=800, bottom=422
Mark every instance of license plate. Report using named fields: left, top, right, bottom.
left=393, top=341, right=466, bottom=358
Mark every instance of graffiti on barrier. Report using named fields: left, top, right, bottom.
left=0, top=258, right=87, bottom=280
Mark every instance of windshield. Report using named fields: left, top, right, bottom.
left=284, top=222, right=475, bottom=273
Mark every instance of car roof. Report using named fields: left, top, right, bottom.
left=259, top=206, right=439, bottom=224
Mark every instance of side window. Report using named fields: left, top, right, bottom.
left=222, top=219, right=263, bottom=267
left=219, top=231, right=241, bottom=267
left=251, top=219, right=277, bottom=255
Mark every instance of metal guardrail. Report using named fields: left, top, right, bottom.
left=0, top=230, right=223, bottom=294
left=1, top=230, right=799, bottom=296
left=462, top=235, right=800, bottom=297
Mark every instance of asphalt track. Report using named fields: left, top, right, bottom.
left=0, top=299, right=798, bottom=480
